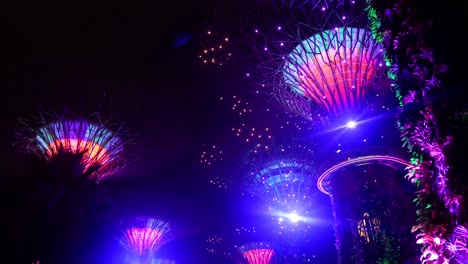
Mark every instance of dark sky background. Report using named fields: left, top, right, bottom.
left=3, top=0, right=465, bottom=263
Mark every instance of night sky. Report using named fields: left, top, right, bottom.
left=3, top=0, right=465, bottom=263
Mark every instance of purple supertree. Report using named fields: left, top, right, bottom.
left=18, top=111, right=127, bottom=181
left=120, top=216, right=173, bottom=264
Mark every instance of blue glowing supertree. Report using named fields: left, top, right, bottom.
left=243, top=141, right=317, bottom=231
left=120, top=216, right=174, bottom=264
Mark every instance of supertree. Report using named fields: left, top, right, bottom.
left=243, top=140, right=317, bottom=232
left=17, top=111, right=128, bottom=182
left=198, top=0, right=393, bottom=128
left=120, top=216, right=174, bottom=264
left=236, top=242, right=276, bottom=264
left=316, top=146, right=418, bottom=263
left=242, top=138, right=325, bottom=263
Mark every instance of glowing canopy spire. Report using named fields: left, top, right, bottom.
left=121, top=217, right=173, bottom=264
left=20, top=114, right=126, bottom=181
left=282, top=27, right=383, bottom=114
left=237, top=242, right=275, bottom=264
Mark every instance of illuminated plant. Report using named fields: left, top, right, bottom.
left=18, top=112, right=127, bottom=181
left=120, top=216, right=173, bottom=264
left=366, top=0, right=468, bottom=262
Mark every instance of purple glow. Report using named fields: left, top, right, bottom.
left=121, top=217, right=172, bottom=263
left=125, top=228, right=164, bottom=255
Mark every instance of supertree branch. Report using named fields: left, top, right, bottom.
left=366, top=0, right=468, bottom=262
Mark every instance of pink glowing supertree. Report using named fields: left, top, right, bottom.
left=18, top=111, right=128, bottom=181
left=199, top=0, right=392, bottom=126
left=207, top=232, right=276, bottom=264
left=120, top=216, right=173, bottom=264
left=236, top=242, right=276, bottom=264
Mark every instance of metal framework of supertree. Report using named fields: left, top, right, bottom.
left=239, top=140, right=321, bottom=263
left=243, top=142, right=317, bottom=231
left=17, top=111, right=128, bottom=181
left=120, top=216, right=173, bottom=264
left=317, top=147, right=418, bottom=263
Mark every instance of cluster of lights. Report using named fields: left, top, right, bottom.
left=198, top=29, right=232, bottom=66
left=206, top=235, right=229, bottom=256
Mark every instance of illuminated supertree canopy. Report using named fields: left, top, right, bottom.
left=18, top=112, right=127, bottom=181
left=236, top=242, right=276, bottom=264
left=282, top=27, right=383, bottom=115
left=120, top=216, right=173, bottom=264
left=200, top=0, right=392, bottom=127
left=242, top=141, right=319, bottom=236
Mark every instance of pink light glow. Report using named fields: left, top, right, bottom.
left=48, top=139, right=110, bottom=172
left=283, top=28, right=384, bottom=115
left=296, top=49, right=377, bottom=113
left=242, top=249, right=275, bottom=264
left=125, top=228, right=164, bottom=254
left=317, top=155, right=411, bottom=195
